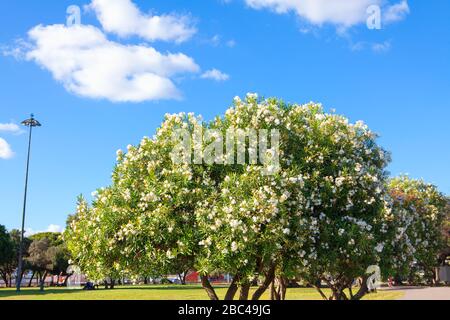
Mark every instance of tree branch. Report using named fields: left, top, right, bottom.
left=224, top=274, right=240, bottom=300
left=251, top=265, right=276, bottom=300
left=352, top=276, right=369, bottom=300
left=201, top=275, right=219, bottom=301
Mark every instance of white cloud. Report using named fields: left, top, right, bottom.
left=88, top=0, right=196, bottom=43
left=211, top=34, right=221, bottom=46
left=25, top=24, right=200, bottom=102
left=0, top=138, right=14, bottom=159
left=47, top=224, right=64, bottom=233
left=0, top=123, right=22, bottom=134
left=244, top=0, right=409, bottom=28
left=1, top=39, right=32, bottom=60
left=226, top=40, right=237, bottom=48
left=201, top=69, right=230, bottom=81
left=206, top=35, right=236, bottom=48
left=25, top=224, right=64, bottom=237
left=371, top=40, right=391, bottom=52
left=383, top=0, right=410, bottom=24
left=351, top=40, right=392, bottom=53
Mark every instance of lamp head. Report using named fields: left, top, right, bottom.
left=22, top=115, right=42, bottom=127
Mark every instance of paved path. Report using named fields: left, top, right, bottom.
left=383, top=286, right=450, bottom=300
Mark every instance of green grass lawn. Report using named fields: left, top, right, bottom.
left=0, top=285, right=404, bottom=301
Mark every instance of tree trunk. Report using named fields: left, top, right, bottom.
left=39, top=271, right=47, bottom=292
left=313, top=285, right=329, bottom=300
left=20, top=269, right=26, bottom=287
left=315, top=279, right=322, bottom=289
left=201, top=275, right=219, bottom=301
left=28, top=271, right=35, bottom=287
left=333, top=289, right=348, bottom=300
left=252, top=266, right=276, bottom=301
left=224, top=274, right=240, bottom=300
left=352, top=276, right=369, bottom=300
left=270, top=278, right=282, bottom=300
left=63, top=274, right=71, bottom=287
left=429, top=268, right=437, bottom=286
left=178, top=273, right=187, bottom=285
left=394, top=274, right=403, bottom=286
left=182, top=269, right=190, bottom=285
left=279, top=277, right=287, bottom=300
left=270, top=280, right=277, bottom=300
left=2, top=275, right=9, bottom=288
left=239, top=283, right=251, bottom=300
left=0, top=273, right=8, bottom=288
left=348, top=284, right=354, bottom=299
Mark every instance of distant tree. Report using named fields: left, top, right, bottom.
left=24, top=232, right=71, bottom=288
left=386, top=177, right=448, bottom=284
left=26, top=239, right=53, bottom=291
left=439, top=199, right=450, bottom=265
left=170, top=257, right=192, bottom=285
left=48, top=245, right=71, bottom=286
left=29, top=232, right=63, bottom=247
left=0, top=225, right=15, bottom=287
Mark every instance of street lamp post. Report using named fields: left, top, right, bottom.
left=16, top=114, right=41, bottom=292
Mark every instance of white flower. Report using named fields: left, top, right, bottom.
left=230, top=219, right=240, bottom=229
left=375, top=243, right=384, bottom=253
left=231, top=242, right=238, bottom=252
left=283, top=228, right=291, bottom=235
left=335, top=177, right=345, bottom=187
left=166, top=250, right=175, bottom=259
left=247, top=93, right=258, bottom=100
left=280, top=191, right=291, bottom=203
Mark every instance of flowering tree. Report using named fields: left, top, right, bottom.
left=277, top=100, right=392, bottom=300
left=385, top=176, right=447, bottom=284
left=64, top=196, right=121, bottom=288
left=66, top=94, right=396, bottom=300
left=65, top=113, right=212, bottom=289
left=441, top=201, right=450, bottom=265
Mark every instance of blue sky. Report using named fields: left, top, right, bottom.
left=0, top=0, right=449, bottom=233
